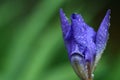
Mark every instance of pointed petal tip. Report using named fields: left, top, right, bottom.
left=60, top=8, right=63, bottom=12
left=59, top=8, right=67, bottom=19
left=106, top=9, right=111, bottom=16
left=107, top=9, right=111, bottom=13
left=59, top=8, right=68, bottom=21
left=103, top=9, right=111, bottom=21
left=59, top=8, right=71, bottom=40
left=59, top=8, right=64, bottom=15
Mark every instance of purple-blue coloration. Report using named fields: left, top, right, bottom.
left=60, top=9, right=111, bottom=80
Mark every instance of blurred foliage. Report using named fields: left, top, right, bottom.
left=0, top=0, right=120, bottom=80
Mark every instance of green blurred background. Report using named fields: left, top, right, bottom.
left=0, top=0, right=120, bottom=80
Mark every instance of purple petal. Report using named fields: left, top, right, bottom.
left=71, top=13, right=96, bottom=62
left=71, top=13, right=87, bottom=46
left=96, top=9, right=111, bottom=54
left=59, top=9, right=71, bottom=40
left=95, top=9, right=111, bottom=67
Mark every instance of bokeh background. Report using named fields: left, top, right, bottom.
left=0, top=0, right=120, bottom=80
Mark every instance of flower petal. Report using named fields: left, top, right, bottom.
left=71, top=13, right=87, bottom=46
left=60, top=9, right=71, bottom=40
left=95, top=9, right=111, bottom=66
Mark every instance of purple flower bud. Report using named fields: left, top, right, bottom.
left=60, top=9, right=111, bottom=80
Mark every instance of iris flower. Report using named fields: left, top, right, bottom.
left=59, top=9, right=111, bottom=80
